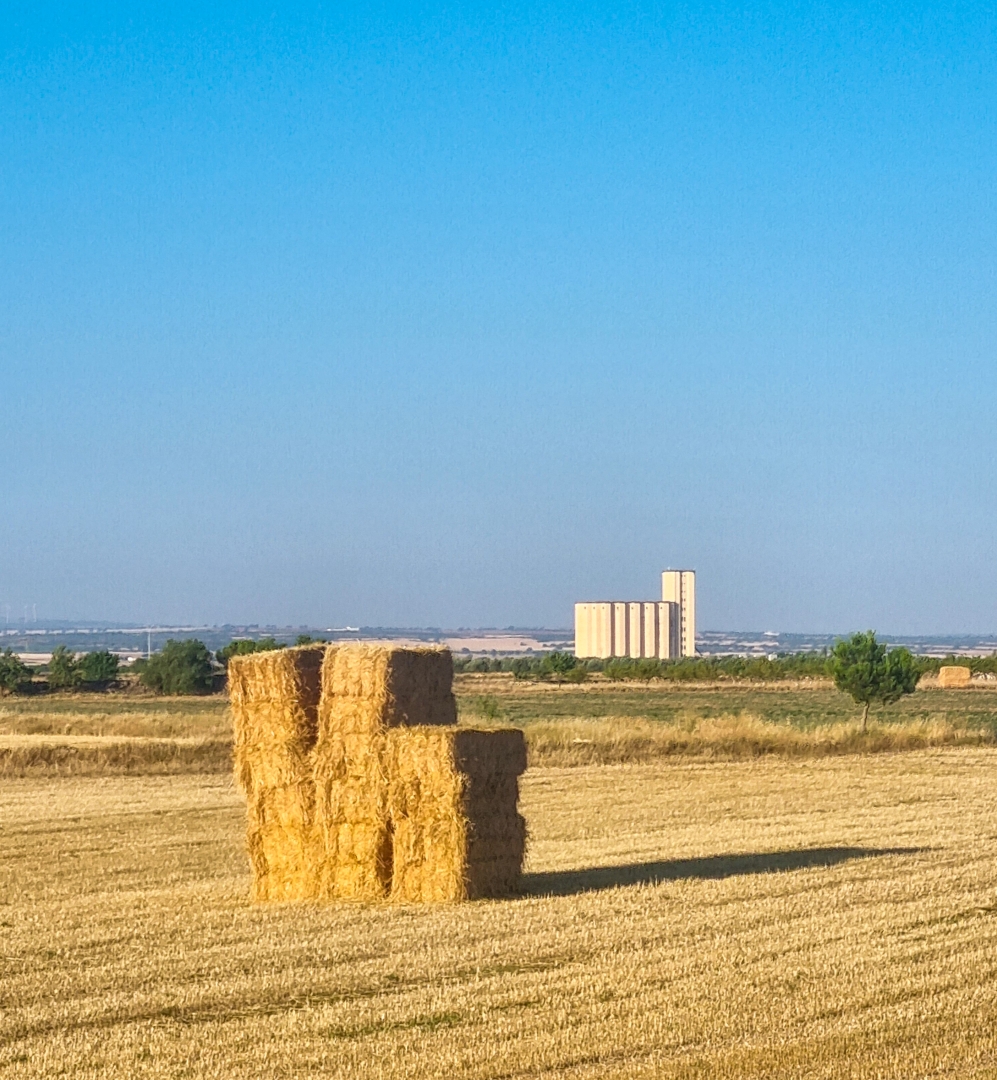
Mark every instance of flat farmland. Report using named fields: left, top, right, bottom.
left=2, top=678, right=996, bottom=775
left=453, top=673, right=997, bottom=729
left=3, top=750, right=997, bottom=1078
left=457, top=676, right=997, bottom=763
left=7, top=677, right=997, bottom=738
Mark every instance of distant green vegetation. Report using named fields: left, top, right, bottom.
left=830, top=631, right=919, bottom=730
left=452, top=651, right=833, bottom=681
left=77, top=650, right=122, bottom=685
left=215, top=634, right=324, bottom=667
left=2, top=636, right=993, bottom=698
left=139, top=639, right=214, bottom=695
left=601, top=654, right=833, bottom=682
left=453, top=651, right=588, bottom=681
left=215, top=637, right=284, bottom=666
left=453, top=648, right=997, bottom=683
left=46, top=645, right=120, bottom=690
left=0, top=649, right=31, bottom=695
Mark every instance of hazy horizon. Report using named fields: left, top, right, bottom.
left=5, top=619, right=997, bottom=643
left=4, top=7, right=996, bottom=635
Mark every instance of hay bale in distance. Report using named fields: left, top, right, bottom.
left=938, top=665, right=972, bottom=688
left=385, top=727, right=527, bottom=902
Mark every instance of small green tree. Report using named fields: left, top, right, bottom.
left=541, top=651, right=577, bottom=682
left=216, top=637, right=284, bottom=666
left=510, top=657, right=536, bottom=680
left=830, top=631, right=920, bottom=731
left=142, top=639, right=214, bottom=695
left=0, top=649, right=30, bottom=695
left=48, top=645, right=80, bottom=690
left=604, top=658, right=632, bottom=681
left=77, top=650, right=120, bottom=688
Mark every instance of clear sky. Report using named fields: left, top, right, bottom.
left=2, top=4, right=995, bottom=633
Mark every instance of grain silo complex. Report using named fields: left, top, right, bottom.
left=574, top=570, right=696, bottom=659
left=661, top=570, right=696, bottom=658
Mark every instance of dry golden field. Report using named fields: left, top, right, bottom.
left=2, top=677, right=996, bottom=776
left=3, top=749, right=997, bottom=1078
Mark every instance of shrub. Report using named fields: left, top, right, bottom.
left=474, top=695, right=502, bottom=721
left=217, top=637, right=283, bottom=666
left=142, top=639, right=214, bottom=695
left=541, top=651, right=577, bottom=679
left=510, top=657, right=539, bottom=680
left=77, top=650, right=120, bottom=688
left=0, top=649, right=31, bottom=695
left=48, top=645, right=80, bottom=689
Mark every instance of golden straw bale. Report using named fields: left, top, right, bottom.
left=229, top=645, right=326, bottom=795
left=311, top=733, right=391, bottom=901
left=319, top=644, right=456, bottom=737
left=312, top=821, right=394, bottom=901
left=244, top=781, right=321, bottom=902
left=385, top=728, right=527, bottom=902
left=229, top=645, right=326, bottom=902
left=938, top=665, right=972, bottom=688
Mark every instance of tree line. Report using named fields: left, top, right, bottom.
left=0, top=634, right=328, bottom=696
left=0, top=645, right=122, bottom=694
left=452, top=646, right=993, bottom=684
left=0, top=632, right=988, bottom=707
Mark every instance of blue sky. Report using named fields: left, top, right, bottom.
left=2, top=3, right=995, bottom=632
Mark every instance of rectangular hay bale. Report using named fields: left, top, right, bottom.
left=229, top=645, right=326, bottom=795
left=384, top=728, right=527, bottom=902
left=319, top=644, right=457, bottom=735
left=938, top=665, right=972, bottom=688
left=311, top=738, right=391, bottom=901
left=245, top=781, right=321, bottom=902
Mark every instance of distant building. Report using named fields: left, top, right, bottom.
left=661, top=570, right=696, bottom=659
left=574, top=570, right=696, bottom=659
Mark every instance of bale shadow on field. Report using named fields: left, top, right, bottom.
left=521, top=846, right=927, bottom=897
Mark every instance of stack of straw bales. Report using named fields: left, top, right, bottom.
left=229, top=645, right=325, bottom=901
left=231, top=643, right=526, bottom=903
left=938, top=665, right=972, bottom=688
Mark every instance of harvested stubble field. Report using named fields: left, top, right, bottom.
left=3, top=750, right=997, bottom=1078
left=0, top=694, right=230, bottom=738
left=0, top=696, right=230, bottom=777
left=2, top=677, right=996, bottom=776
